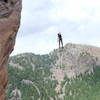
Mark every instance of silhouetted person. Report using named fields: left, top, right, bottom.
left=57, top=32, right=63, bottom=48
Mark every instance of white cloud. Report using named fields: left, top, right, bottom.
left=12, top=0, right=100, bottom=55
left=50, top=0, right=100, bottom=21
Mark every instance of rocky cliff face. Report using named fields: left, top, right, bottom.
left=50, top=43, right=100, bottom=85
left=0, top=0, right=22, bottom=99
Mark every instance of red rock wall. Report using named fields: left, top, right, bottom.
left=0, top=0, right=22, bottom=99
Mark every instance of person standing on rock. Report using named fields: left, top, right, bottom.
left=57, top=32, right=63, bottom=48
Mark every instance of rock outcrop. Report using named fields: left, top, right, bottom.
left=0, top=0, right=22, bottom=100
left=51, top=43, right=100, bottom=85
left=49, top=43, right=100, bottom=92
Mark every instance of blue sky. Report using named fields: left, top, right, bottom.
left=12, top=0, right=100, bottom=55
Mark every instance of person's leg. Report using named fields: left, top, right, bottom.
left=59, top=39, right=60, bottom=48
left=61, top=39, right=63, bottom=48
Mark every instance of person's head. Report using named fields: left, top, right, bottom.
left=57, top=32, right=61, bottom=36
